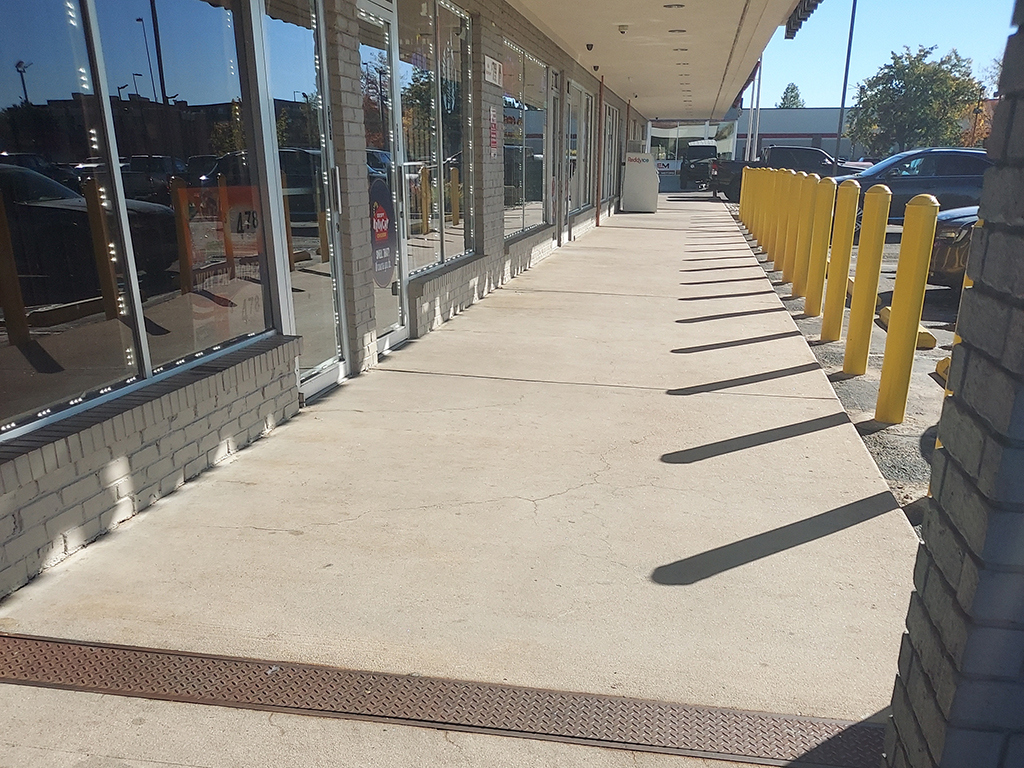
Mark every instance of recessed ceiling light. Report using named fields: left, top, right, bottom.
left=669, top=29, right=686, bottom=33
left=673, top=48, right=688, bottom=51
left=664, top=3, right=685, bottom=7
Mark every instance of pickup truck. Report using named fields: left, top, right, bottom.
left=711, top=146, right=864, bottom=201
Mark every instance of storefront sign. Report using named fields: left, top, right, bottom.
left=368, top=179, right=397, bottom=289
left=484, top=56, right=502, bottom=86
left=489, top=107, right=498, bottom=159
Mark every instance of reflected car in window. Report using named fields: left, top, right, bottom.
left=0, top=165, right=177, bottom=305
left=201, top=147, right=322, bottom=222
left=0, top=152, right=81, bottom=191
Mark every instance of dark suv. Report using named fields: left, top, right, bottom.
left=833, top=148, right=993, bottom=222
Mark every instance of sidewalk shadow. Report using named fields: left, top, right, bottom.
left=680, top=276, right=767, bottom=286
left=671, top=330, right=801, bottom=354
left=651, top=491, right=898, bottom=585
left=676, top=306, right=787, bottom=324
left=660, top=412, right=849, bottom=464
left=666, top=361, right=820, bottom=395
left=678, top=289, right=776, bottom=301
left=785, top=708, right=888, bottom=767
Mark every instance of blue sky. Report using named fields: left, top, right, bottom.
left=0, top=0, right=316, bottom=110
left=757, top=0, right=1015, bottom=108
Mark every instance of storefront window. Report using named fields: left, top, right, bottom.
left=94, top=0, right=272, bottom=373
left=566, top=82, right=592, bottom=213
left=603, top=105, right=619, bottom=199
left=522, top=56, right=547, bottom=229
left=264, top=0, right=342, bottom=378
left=0, top=0, right=142, bottom=430
left=397, top=0, right=472, bottom=272
left=503, top=43, right=547, bottom=238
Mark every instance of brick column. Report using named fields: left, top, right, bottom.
left=323, top=0, right=377, bottom=373
left=884, top=9, right=1024, bottom=768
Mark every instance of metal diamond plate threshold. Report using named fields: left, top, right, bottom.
left=0, top=632, right=881, bottom=768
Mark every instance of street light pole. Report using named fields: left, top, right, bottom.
left=132, top=72, right=144, bottom=96
left=832, top=0, right=858, bottom=177
left=149, top=0, right=169, bottom=104
left=15, top=61, right=31, bottom=104
left=135, top=17, right=158, bottom=101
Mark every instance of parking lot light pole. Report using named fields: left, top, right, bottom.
left=832, top=0, right=858, bottom=176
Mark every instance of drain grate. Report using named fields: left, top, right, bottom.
left=0, top=632, right=882, bottom=767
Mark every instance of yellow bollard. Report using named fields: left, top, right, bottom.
left=804, top=176, right=837, bottom=316
left=768, top=169, right=792, bottom=270
left=739, top=166, right=750, bottom=225
left=820, top=179, right=861, bottom=340
left=782, top=172, right=809, bottom=285
left=791, top=173, right=820, bottom=296
left=756, top=169, right=772, bottom=249
left=875, top=194, right=941, bottom=423
left=773, top=170, right=797, bottom=276
left=843, top=184, right=892, bottom=375
left=748, top=168, right=760, bottom=239
left=217, top=174, right=236, bottom=279
left=761, top=169, right=779, bottom=259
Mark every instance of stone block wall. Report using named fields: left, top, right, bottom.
left=883, top=10, right=1024, bottom=767
left=0, top=336, right=300, bottom=600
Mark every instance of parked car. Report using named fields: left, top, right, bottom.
left=833, top=148, right=992, bottom=223
left=929, top=206, right=979, bottom=287
left=0, top=165, right=177, bottom=305
left=678, top=143, right=718, bottom=190
left=0, top=152, right=80, bottom=191
left=711, top=145, right=864, bottom=201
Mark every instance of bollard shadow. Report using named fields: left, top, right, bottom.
left=660, top=412, right=849, bottom=465
left=678, top=289, right=776, bottom=302
left=920, top=425, right=938, bottom=463
left=667, top=362, right=821, bottom=396
left=671, top=330, right=802, bottom=355
left=676, top=306, right=787, bottom=324
left=679, top=264, right=764, bottom=273
left=16, top=340, right=64, bottom=374
left=680, top=276, right=767, bottom=286
left=827, top=371, right=857, bottom=383
left=650, top=490, right=898, bottom=585
left=854, top=419, right=892, bottom=436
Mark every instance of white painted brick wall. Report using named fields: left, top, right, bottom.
left=0, top=337, right=301, bottom=600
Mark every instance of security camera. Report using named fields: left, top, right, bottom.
left=619, top=25, right=628, bottom=34
left=593, top=65, right=599, bottom=71
left=586, top=43, right=594, bottom=51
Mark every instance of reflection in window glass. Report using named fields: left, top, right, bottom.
left=502, top=43, right=524, bottom=237
left=603, top=105, right=619, bottom=199
left=265, top=0, right=341, bottom=378
left=360, top=13, right=403, bottom=336
left=567, top=83, right=592, bottom=213
left=397, top=0, right=441, bottom=272
left=437, top=3, right=471, bottom=259
left=397, top=0, right=471, bottom=272
left=522, top=55, right=547, bottom=229
left=94, top=0, right=271, bottom=373
left=0, top=0, right=141, bottom=429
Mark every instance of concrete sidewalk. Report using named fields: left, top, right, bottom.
left=0, top=195, right=918, bottom=767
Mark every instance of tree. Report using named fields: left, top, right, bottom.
left=776, top=83, right=805, bottom=109
left=847, top=46, right=982, bottom=156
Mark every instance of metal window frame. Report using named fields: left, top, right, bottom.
left=80, top=0, right=152, bottom=380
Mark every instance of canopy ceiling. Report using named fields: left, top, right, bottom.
left=505, top=0, right=810, bottom=120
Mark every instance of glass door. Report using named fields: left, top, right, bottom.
left=359, top=10, right=406, bottom=348
left=263, top=0, right=348, bottom=391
